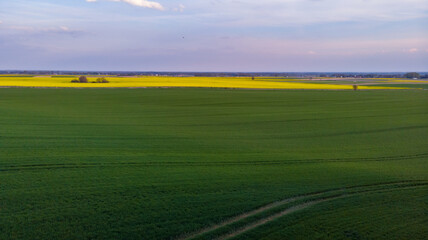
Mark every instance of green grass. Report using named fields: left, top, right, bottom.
left=370, top=84, right=428, bottom=89
left=232, top=187, right=428, bottom=240
left=1, top=88, right=427, bottom=240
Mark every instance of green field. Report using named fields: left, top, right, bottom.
left=370, top=84, right=428, bottom=89
left=1, top=88, right=427, bottom=240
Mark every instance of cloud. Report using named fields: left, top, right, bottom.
left=193, top=0, right=428, bottom=26
left=408, top=48, right=419, bottom=53
left=173, top=4, right=185, bottom=12
left=209, top=36, right=428, bottom=58
left=122, top=0, right=164, bottom=10
left=6, top=25, right=84, bottom=37
left=87, top=0, right=164, bottom=10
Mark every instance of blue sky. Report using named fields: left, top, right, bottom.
left=0, top=0, right=427, bottom=71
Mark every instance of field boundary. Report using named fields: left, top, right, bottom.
left=0, top=86, right=409, bottom=91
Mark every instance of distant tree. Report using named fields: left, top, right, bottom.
left=96, top=77, right=109, bottom=83
left=404, top=72, right=420, bottom=79
left=79, top=76, right=88, bottom=83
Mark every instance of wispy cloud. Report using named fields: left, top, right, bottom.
left=407, top=48, right=419, bottom=53
left=173, top=4, right=185, bottom=12
left=193, top=0, right=428, bottom=26
left=4, top=25, right=84, bottom=38
left=224, top=37, right=428, bottom=56
left=1, top=0, right=427, bottom=71
left=87, top=0, right=164, bottom=11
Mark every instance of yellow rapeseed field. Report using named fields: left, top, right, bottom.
left=0, top=76, right=405, bottom=90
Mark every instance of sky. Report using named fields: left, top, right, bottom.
left=0, top=0, right=427, bottom=72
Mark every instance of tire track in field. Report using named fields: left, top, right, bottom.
left=178, top=181, right=427, bottom=240
left=214, top=198, right=338, bottom=240
left=215, top=184, right=428, bottom=240
left=2, top=153, right=427, bottom=172
left=215, top=185, right=428, bottom=240
left=177, top=196, right=310, bottom=240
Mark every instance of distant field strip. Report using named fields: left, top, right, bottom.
left=0, top=76, right=404, bottom=90
left=179, top=181, right=428, bottom=240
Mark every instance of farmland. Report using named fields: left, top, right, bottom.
left=0, top=75, right=412, bottom=90
left=1, top=87, right=427, bottom=239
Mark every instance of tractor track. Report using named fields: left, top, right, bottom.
left=2, top=153, right=427, bottom=172
left=178, top=181, right=428, bottom=240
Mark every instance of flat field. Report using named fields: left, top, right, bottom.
left=0, top=75, right=406, bottom=90
left=1, top=88, right=427, bottom=240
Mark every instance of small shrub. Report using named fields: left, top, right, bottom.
left=79, top=76, right=88, bottom=83
left=96, top=77, right=109, bottom=83
left=71, top=79, right=79, bottom=83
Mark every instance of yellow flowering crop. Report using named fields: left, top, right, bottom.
left=0, top=76, right=406, bottom=90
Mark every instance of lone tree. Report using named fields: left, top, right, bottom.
left=79, top=76, right=88, bottom=83
left=404, top=72, right=420, bottom=79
